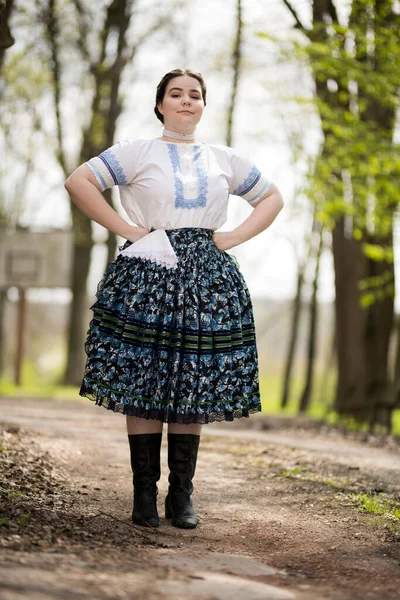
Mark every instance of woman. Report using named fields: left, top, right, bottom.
left=64, top=68, right=283, bottom=530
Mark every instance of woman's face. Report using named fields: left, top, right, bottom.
left=157, top=75, right=205, bottom=133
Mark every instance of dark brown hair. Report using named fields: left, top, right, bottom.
left=154, top=68, right=207, bottom=124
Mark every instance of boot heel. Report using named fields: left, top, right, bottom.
left=165, top=495, right=172, bottom=519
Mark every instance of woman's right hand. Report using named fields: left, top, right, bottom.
left=125, top=226, right=150, bottom=243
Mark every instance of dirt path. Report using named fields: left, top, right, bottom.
left=1, top=397, right=399, bottom=600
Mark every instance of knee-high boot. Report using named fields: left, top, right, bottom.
left=165, top=433, right=200, bottom=529
left=128, top=433, right=162, bottom=528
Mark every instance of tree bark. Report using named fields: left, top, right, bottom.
left=226, top=0, right=242, bottom=147
left=299, top=224, right=323, bottom=413
left=282, top=0, right=398, bottom=430
left=281, top=266, right=304, bottom=409
left=391, top=315, right=400, bottom=419
left=43, top=0, right=136, bottom=385
left=331, top=219, right=366, bottom=415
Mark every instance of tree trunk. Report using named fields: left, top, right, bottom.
left=281, top=0, right=398, bottom=430
left=281, top=266, right=304, bottom=409
left=63, top=207, right=93, bottom=384
left=363, top=233, right=394, bottom=430
left=63, top=0, right=135, bottom=385
left=226, top=0, right=242, bottom=147
left=332, top=219, right=366, bottom=414
left=299, top=225, right=323, bottom=413
left=332, top=221, right=394, bottom=427
left=318, top=325, right=336, bottom=414
left=391, top=315, right=400, bottom=417
left=0, top=287, right=7, bottom=377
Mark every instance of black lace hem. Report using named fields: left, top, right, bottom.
left=79, top=383, right=262, bottom=425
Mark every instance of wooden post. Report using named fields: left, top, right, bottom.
left=15, top=286, right=27, bottom=386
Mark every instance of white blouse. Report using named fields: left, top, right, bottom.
left=86, top=138, right=273, bottom=268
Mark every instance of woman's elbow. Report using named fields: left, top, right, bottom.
left=277, top=190, right=284, bottom=211
left=64, top=172, right=77, bottom=192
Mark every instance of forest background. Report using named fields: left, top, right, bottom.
left=1, top=0, right=400, bottom=434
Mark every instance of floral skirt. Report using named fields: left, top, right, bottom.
left=79, top=228, right=261, bottom=424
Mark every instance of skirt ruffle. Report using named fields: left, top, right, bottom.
left=79, top=228, right=261, bottom=424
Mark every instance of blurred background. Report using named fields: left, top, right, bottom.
left=0, top=0, right=399, bottom=434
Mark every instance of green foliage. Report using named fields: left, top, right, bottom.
left=281, top=466, right=309, bottom=477
left=0, top=376, right=80, bottom=401
left=259, top=373, right=400, bottom=436
left=362, top=244, right=394, bottom=263
left=18, top=514, right=30, bottom=528
left=267, top=8, right=400, bottom=251
left=358, top=267, right=395, bottom=307
left=351, top=492, right=400, bottom=521
left=280, top=465, right=351, bottom=489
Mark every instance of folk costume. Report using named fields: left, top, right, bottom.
left=79, top=137, right=273, bottom=527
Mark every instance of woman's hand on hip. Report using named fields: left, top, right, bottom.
left=125, top=226, right=150, bottom=243
left=212, top=231, right=241, bottom=251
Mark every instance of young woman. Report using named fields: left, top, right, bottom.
left=64, top=68, right=283, bottom=530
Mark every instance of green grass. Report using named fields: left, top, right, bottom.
left=281, top=466, right=309, bottom=477
left=0, top=377, right=80, bottom=402
left=259, top=371, right=400, bottom=436
left=0, top=358, right=81, bottom=401
left=351, top=492, right=400, bottom=521
left=280, top=466, right=352, bottom=490
left=1, top=364, right=399, bottom=436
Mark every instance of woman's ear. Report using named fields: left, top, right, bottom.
left=157, top=102, right=164, bottom=115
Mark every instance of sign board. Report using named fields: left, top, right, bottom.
left=0, top=229, right=73, bottom=288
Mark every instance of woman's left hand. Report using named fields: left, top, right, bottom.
left=212, top=231, right=241, bottom=251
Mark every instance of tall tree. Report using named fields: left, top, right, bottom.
left=281, top=0, right=400, bottom=430
left=298, top=221, right=323, bottom=413
left=226, top=0, right=243, bottom=147
left=0, top=0, right=15, bottom=377
left=43, top=0, right=169, bottom=385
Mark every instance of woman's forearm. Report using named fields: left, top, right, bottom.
left=233, top=189, right=284, bottom=244
left=65, top=176, right=135, bottom=239
left=212, top=186, right=284, bottom=251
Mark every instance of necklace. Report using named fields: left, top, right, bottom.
left=162, top=128, right=195, bottom=141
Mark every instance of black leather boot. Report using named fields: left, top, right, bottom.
left=128, top=433, right=162, bottom=528
left=165, top=433, right=200, bottom=529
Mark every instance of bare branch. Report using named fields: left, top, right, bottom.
left=129, top=15, right=170, bottom=61
left=226, top=0, right=243, bottom=147
left=327, top=0, right=339, bottom=24
left=71, top=0, right=92, bottom=68
left=282, top=0, right=307, bottom=32
left=44, top=0, right=68, bottom=175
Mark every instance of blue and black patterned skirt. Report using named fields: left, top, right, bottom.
left=79, top=228, right=261, bottom=424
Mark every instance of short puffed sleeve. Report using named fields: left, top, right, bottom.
left=85, top=139, right=138, bottom=191
left=228, top=148, right=273, bottom=205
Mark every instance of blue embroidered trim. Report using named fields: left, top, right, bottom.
left=233, top=165, right=261, bottom=197
left=85, top=160, right=108, bottom=191
left=248, top=179, right=273, bottom=204
left=167, top=144, right=208, bottom=209
left=99, top=149, right=127, bottom=185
